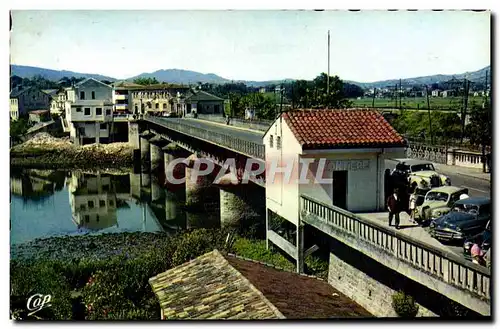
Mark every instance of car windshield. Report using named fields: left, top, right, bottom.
left=411, top=163, right=435, bottom=172
left=452, top=203, right=480, bottom=214
left=425, top=192, right=448, bottom=202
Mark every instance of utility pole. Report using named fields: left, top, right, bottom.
left=327, top=30, right=330, bottom=96
left=394, top=84, right=398, bottom=108
left=399, top=79, right=402, bottom=110
left=372, top=88, right=376, bottom=108
left=460, top=77, right=470, bottom=144
left=280, top=84, right=284, bottom=114
left=426, top=85, right=433, bottom=143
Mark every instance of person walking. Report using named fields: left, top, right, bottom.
left=387, top=188, right=401, bottom=229
left=409, top=191, right=417, bottom=224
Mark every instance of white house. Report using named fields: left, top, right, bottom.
left=263, top=109, right=406, bottom=259
left=65, top=78, right=114, bottom=145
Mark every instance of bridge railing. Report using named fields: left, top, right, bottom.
left=300, top=194, right=491, bottom=302
left=144, top=116, right=265, bottom=159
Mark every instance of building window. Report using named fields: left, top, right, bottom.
left=106, top=109, right=111, bottom=116
left=155, top=103, right=159, bottom=109
left=96, top=108, right=102, bottom=115
left=85, top=215, right=90, bottom=223
left=92, top=91, right=95, bottom=99
left=88, top=200, right=94, bottom=208
left=96, top=215, right=100, bottom=222
left=76, top=107, right=82, bottom=112
left=270, top=135, right=274, bottom=148
left=80, top=91, right=85, bottom=100
left=100, top=123, right=107, bottom=130
left=109, top=200, right=114, bottom=207
left=163, top=103, right=167, bottom=109
left=80, top=204, right=86, bottom=210
left=103, top=184, right=110, bottom=191
left=84, top=108, right=91, bottom=115
left=135, top=105, right=138, bottom=112
left=277, top=136, right=281, bottom=150
left=99, top=200, right=106, bottom=207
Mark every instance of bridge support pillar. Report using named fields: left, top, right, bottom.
left=150, top=136, right=165, bottom=173
left=216, top=173, right=259, bottom=230
left=128, top=121, right=140, bottom=149
left=185, top=153, right=218, bottom=206
left=165, top=189, right=184, bottom=222
left=141, top=171, right=151, bottom=189
left=140, top=131, right=154, bottom=165
left=163, top=143, right=185, bottom=182
left=129, top=172, right=141, bottom=199
left=151, top=177, right=164, bottom=203
left=296, top=223, right=304, bottom=274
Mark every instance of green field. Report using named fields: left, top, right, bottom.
left=350, top=96, right=484, bottom=111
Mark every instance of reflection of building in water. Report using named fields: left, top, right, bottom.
left=10, top=169, right=66, bottom=200
left=68, top=172, right=119, bottom=230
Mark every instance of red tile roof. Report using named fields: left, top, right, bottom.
left=282, top=109, right=406, bottom=149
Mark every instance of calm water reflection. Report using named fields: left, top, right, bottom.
left=10, top=168, right=220, bottom=245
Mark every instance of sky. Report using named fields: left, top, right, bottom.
left=10, top=10, right=491, bottom=82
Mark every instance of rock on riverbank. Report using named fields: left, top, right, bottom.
left=10, top=133, right=134, bottom=168
left=11, top=232, right=173, bottom=262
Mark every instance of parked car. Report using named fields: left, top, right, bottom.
left=429, top=197, right=491, bottom=242
left=389, top=158, right=451, bottom=189
left=415, top=186, right=469, bottom=225
left=463, top=220, right=491, bottom=257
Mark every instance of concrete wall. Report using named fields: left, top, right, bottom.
left=328, top=251, right=436, bottom=317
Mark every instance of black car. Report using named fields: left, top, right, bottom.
left=429, top=197, right=491, bottom=242
left=463, top=220, right=491, bottom=257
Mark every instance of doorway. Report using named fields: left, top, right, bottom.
left=331, top=170, right=348, bottom=209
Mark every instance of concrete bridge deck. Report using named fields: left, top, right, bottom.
left=160, top=118, right=264, bottom=144
left=356, top=212, right=466, bottom=260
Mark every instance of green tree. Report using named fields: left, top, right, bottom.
left=133, top=77, right=160, bottom=85
left=466, top=100, right=492, bottom=147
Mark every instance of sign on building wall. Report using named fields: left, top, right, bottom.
left=326, top=159, right=370, bottom=171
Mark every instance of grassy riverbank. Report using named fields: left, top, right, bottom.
left=10, top=229, right=328, bottom=320
left=10, top=133, right=133, bottom=169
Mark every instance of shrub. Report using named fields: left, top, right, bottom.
left=392, top=291, right=419, bottom=317
left=232, top=238, right=295, bottom=271
left=10, top=260, right=73, bottom=320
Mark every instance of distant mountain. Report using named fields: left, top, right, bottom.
left=127, top=69, right=293, bottom=87
left=128, top=69, right=230, bottom=85
left=10, top=65, right=116, bottom=82
left=346, top=65, right=490, bottom=89
left=10, top=64, right=490, bottom=90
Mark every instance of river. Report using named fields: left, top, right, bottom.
left=10, top=167, right=223, bottom=246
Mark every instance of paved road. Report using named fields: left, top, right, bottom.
left=384, top=160, right=491, bottom=198
left=434, top=169, right=491, bottom=199
left=160, top=118, right=264, bottom=144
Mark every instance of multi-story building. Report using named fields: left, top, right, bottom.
left=9, top=86, right=51, bottom=121
left=64, top=78, right=114, bottom=145
left=47, top=89, right=68, bottom=116
left=174, top=89, right=225, bottom=117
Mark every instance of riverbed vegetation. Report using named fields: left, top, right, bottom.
left=10, top=229, right=329, bottom=320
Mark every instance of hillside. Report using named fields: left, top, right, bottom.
left=346, top=65, right=490, bottom=89
left=10, top=65, right=116, bottom=82
left=11, top=64, right=490, bottom=89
